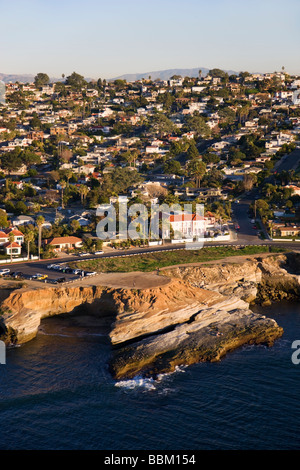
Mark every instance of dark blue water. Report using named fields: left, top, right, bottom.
left=0, top=302, right=300, bottom=450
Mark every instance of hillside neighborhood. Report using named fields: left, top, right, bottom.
left=0, top=68, right=300, bottom=260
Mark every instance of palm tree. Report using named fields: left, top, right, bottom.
left=79, top=185, right=89, bottom=206
left=36, top=215, right=45, bottom=260
left=64, top=169, right=73, bottom=186
left=24, top=230, right=35, bottom=260
left=59, top=180, right=67, bottom=209
left=8, top=231, right=15, bottom=263
left=188, top=159, right=206, bottom=188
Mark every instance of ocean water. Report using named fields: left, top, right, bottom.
left=0, top=302, right=300, bottom=450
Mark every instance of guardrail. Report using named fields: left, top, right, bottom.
left=0, top=256, right=39, bottom=264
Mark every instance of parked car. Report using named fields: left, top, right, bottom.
left=78, top=252, right=89, bottom=257
left=56, top=265, right=66, bottom=271
left=94, top=251, right=104, bottom=255
left=32, top=273, right=48, bottom=280
left=11, top=271, right=24, bottom=279
left=84, top=271, right=97, bottom=276
left=72, top=269, right=81, bottom=275
left=55, top=277, right=66, bottom=283
left=74, top=270, right=85, bottom=276
left=0, top=268, right=10, bottom=276
left=64, top=268, right=73, bottom=274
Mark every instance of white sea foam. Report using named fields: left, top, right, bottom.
left=115, top=376, right=157, bottom=391
left=115, top=365, right=187, bottom=391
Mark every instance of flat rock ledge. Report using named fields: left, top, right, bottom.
left=109, top=307, right=283, bottom=380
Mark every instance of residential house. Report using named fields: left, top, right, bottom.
left=3, top=241, right=22, bottom=256
left=161, top=213, right=207, bottom=239
left=44, top=236, right=83, bottom=252
left=0, top=228, right=24, bottom=256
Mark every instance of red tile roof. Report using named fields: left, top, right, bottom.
left=169, top=214, right=205, bottom=222
left=46, top=237, right=82, bottom=245
left=3, top=241, right=21, bottom=248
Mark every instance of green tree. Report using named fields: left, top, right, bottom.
left=70, top=219, right=81, bottom=233
left=34, top=73, right=50, bottom=88
left=186, top=141, right=200, bottom=160
left=0, top=209, right=9, bottom=228
left=163, top=160, right=182, bottom=175
left=187, top=160, right=206, bottom=188
left=149, top=113, right=176, bottom=138
left=185, top=114, right=210, bottom=138
left=65, top=72, right=87, bottom=90
left=78, top=185, right=89, bottom=206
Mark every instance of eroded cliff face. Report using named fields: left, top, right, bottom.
left=163, top=253, right=300, bottom=304
left=0, top=279, right=245, bottom=345
left=0, top=284, right=107, bottom=343
left=1, top=252, right=299, bottom=379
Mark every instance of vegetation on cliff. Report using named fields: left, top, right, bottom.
left=71, top=245, right=285, bottom=273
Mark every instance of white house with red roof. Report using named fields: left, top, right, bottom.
left=0, top=228, right=24, bottom=256
left=3, top=241, right=22, bottom=256
left=0, top=229, right=24, bottom=246
left=163, top=213, right=207, bottom=239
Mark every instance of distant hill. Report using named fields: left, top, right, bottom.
left=0, top=67, right=239, bottom=84
left=0, top=73, right=96, bottom=84
left=109, top=67, right=239, bottom=82
left=0, top=73, right=36, bottom=84
left=0, top=73, right=65, bottom=84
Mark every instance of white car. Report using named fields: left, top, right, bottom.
left=79, top=253, right=89, bottom=257
left=94, top=251, right=104, bottom=255
left=0, top=268, right=10, bottom=275
left=51, top=265, right=61, bottom=270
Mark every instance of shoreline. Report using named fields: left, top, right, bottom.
left=1, top=251, right=299, bottom=379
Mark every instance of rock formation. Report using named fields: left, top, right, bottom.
left=1, top=252, right=299, bottom=379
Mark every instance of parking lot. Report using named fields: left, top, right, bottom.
left=0, top=263, right=97, bottom=285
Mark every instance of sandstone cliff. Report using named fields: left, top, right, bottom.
left=1, top=252, right=299, bottom=379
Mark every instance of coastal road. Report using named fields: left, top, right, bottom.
left=231, top=201, right=259, bottom=245
left=2, top=235, right=299, bottom=285
left=274, top=147, right=300, bottom=173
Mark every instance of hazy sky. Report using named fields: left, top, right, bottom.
left=1, top=0, right=299, bottom=79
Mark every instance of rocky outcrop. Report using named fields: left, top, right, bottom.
left=108, top=280, right=247, bottom=346
left=108, top=253, right=299, bottom=378
left=162, top=253, right=300, bottom=304
left=1, top=252, right=299, bottom=379
left=110, top=308, right=282, bottom=379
